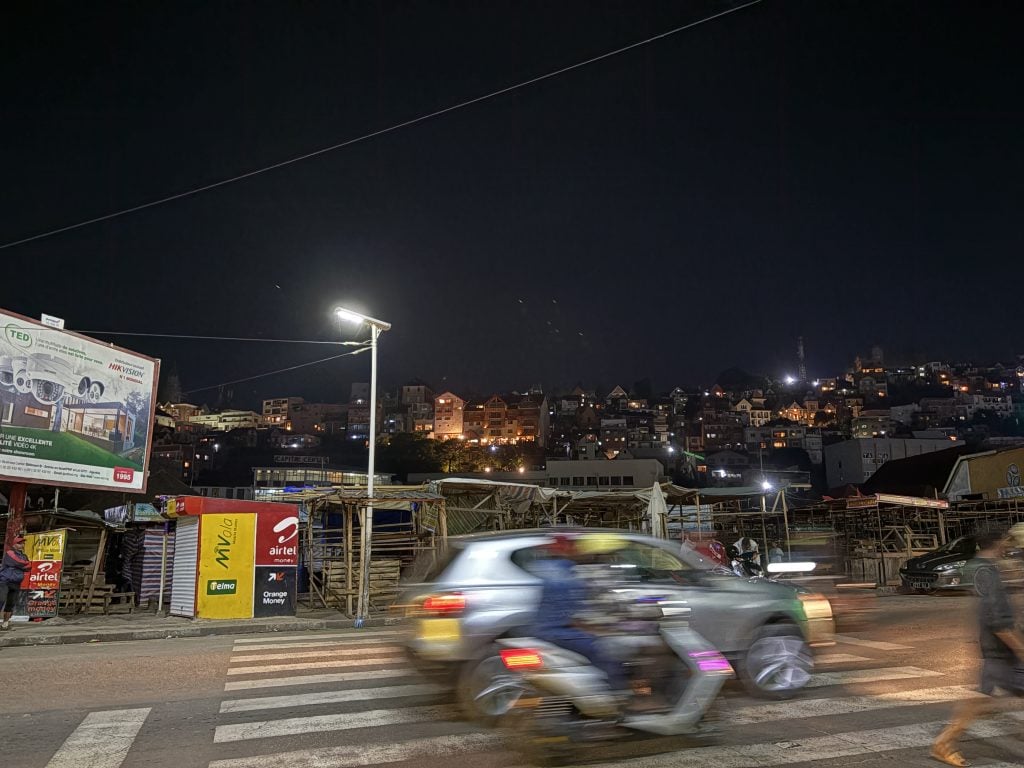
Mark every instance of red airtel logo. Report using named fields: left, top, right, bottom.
left=272, top=516, right=299, bottom=544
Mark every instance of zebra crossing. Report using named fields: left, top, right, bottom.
left=39, top=627, right=1024, bottom=768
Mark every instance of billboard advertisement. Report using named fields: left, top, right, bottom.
left=197, top=513, right=256, bottom=619
left=14, top=529, right=67, bottom=619
left=0, top=308, right=159, bottom=492
left=254, top=508, right=299, bottom=617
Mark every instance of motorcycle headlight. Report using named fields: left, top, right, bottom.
left=935, top=560, right=966, bottom=571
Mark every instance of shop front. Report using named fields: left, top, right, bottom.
left=166, top=496, right=298, bottom=620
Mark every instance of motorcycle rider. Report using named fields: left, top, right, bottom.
left=733, top=534, right=761, bottom=567
left=529, top=533, right=630, bottom=700
left=727, top=543, right=762, bottom=577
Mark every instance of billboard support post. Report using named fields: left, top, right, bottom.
left=4, top=483, right=27, bottom=548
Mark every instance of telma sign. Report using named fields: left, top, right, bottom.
left=206, top=579, right=238, bottom=595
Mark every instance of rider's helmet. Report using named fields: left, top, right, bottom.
left=574, top=532, right=626, bottom=558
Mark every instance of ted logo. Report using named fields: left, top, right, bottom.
left=113, top=467, right=135, bottom=484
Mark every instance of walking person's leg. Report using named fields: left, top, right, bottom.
left=932, top=696, right=992, bottom=766
left=0, top=581, right=12, bottom=629
left=933, top=658, right=1013, bottom=766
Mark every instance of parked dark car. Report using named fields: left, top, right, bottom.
left=901, top=535, right=1024, bottom=596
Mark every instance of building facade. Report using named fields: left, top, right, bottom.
left=432, top=392, right=466, bottom=439
left=824, top=437, right=959, bottom=488
left=545, top=458, right=665, bottom=490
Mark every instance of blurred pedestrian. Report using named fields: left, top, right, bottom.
left=931, top=529, right=1024, bottom=766
left=768, top=541, right=785, bottom=564
left=0, top=532, right=30, bottom=630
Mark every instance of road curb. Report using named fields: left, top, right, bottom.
left=0, top=615, right=406, bottom=648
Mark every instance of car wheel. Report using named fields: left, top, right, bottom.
left=974, top=567, right=996, bottom=597
left=741, top=623, right=813, bottom=699
left=457, top=650, right=524, bottom=725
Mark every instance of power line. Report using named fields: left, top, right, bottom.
left=0, top=0, right=763, bottom=251
left=182, top=347, right=369, bottom=395
left=75, top=330, right=365, bottom=346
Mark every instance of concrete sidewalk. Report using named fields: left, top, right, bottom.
left=0, top=608, right=405, bottom=648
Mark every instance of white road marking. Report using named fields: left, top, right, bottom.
left=231, top=637, right=407, bottom=651
left=214, top=704, right=454, bottom=742
left=807, top=665, right=941, bottom=688
left=44, top=708, right=151, bottom=768
left=730, top=685, right=986, bottom=724
left=207, top=733, right=502, bottom=768
left=207, top=717, right=1021, bottom=768
left=220, top=683, right=444, bottom=713
left=224, top=667, right=416, bottom=691
left=228, top=658, right=407, bottom=675
left=814, top=653, right=871, bottom=665
left=234, top=630, right=403, bottom=644
left=835, top=634, right=913, bottom=651
left=507, top=718, right=1021, bottom=768
left=230, top=646, right=403, bottom=663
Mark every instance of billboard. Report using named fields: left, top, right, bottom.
left=14, top=529, right=67, bottom=619
left=0, top=308, right=159, bottom=492
left=254, top=508, right=299, bottom=617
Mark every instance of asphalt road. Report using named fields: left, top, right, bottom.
left=2, top=594, right=1024, bottom=768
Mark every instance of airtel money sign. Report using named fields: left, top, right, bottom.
left=16, top=529, right=67, bottom=619
left=256, top=510, right=300, bottom=567
left=253, top=509, right=299, bottom=618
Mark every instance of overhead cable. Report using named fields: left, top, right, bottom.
left=74, top=330, right=364, bottom=345
left=182, top=347, right=370, bottom=395
left=0, top=0, right=763, bottom=250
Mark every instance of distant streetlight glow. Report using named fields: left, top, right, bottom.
left=335, top=304, right=391, bottom=628
left=761, top=480, right=772, bottom=491
left=784, top=375, right=796, bottom=385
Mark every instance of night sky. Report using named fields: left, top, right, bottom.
left=3, top=1, right=1021, bottom=407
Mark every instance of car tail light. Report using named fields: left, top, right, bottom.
left=500, top=648, right=544, bottom=670
left=421, top=593, right=466, bottom=615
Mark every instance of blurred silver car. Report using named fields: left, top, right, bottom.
left=398, top=529, right=834, bottom=720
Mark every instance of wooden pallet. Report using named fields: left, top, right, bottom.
left=58, top=573, right=135, bottom=615
left=321, top=558, right=402, bottom=609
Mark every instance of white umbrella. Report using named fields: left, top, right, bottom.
left=647, top=482, right=669, bottom=540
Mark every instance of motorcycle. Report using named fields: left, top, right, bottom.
left=728, top=548, right=764, bottom=579
left=484, top=594, right=733, bottom=765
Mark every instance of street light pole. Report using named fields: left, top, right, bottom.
left=334, top=307, right=391, bottom=629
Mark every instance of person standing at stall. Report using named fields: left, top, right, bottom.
left=0, top=533, right=31, bottom=630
